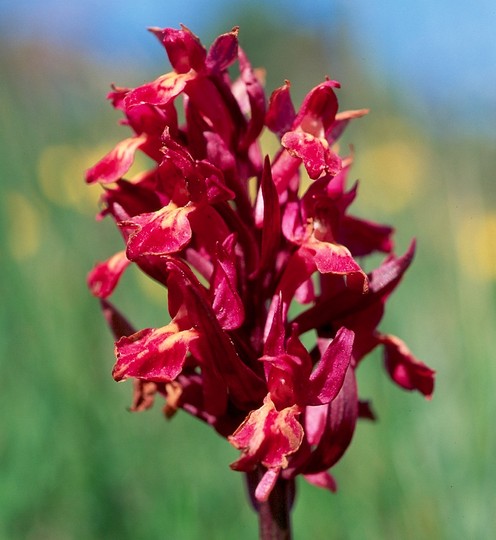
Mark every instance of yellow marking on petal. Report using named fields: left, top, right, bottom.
left=106, top=250, right=127, bottom=271
left=229, top=395, right=303, bottom=470
left=132, top=323, right=179, bottom=361
left=157, top=70, right=194, bottom=89
left=156, top=328, right=198, bottom=354
left=5, top=191, right=42, bottom=261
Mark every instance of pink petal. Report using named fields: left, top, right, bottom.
left=87, top=251, right=130, bottom=298
left=303, top=368, right=358, bottom=474
left=203, top=131, right=237, bottom=176
left=123, top=203, right=195, bottom=259
left=303, top=471, right=337, bottom=493
left=205, top=27, right=239, bottom=72
left=185, top=76, right=235, bottom=144
left=340, top=216, right=394, bottom=257
left=307, top=327, right=354, bottom=405
left=281, top=195, right=305, bottom=243
left=304, top=404, right=328, bottom=446
left=293, top=80, right=340, bottom=135
left=237, top=47, right=266, bottom=150
left=166, top=258, right=265, bottom=409
left=302, top=239, right=368, bottom=292
left=229, top=395, right=303, bottom=472
left=99, top=176, right=163, bottom=224
left=214, top=201, right=260, bottom=277
left=293, top=242, right=416, bottom=335
left=259, top=157, right=282, bottom=272
left=368, top=240, right=416, bottom=294
left=263, top=294, right=286, bottom=356
left=294, top=278, right=315, bottom=304
left=282, top=130, right=341, bottom=180
left=379, top=334, right=436, bottom=398
left=113, top=323, right=200, bottom=383
left=274, top=250, right=315, bottom=317
left=85, top=134, right=147, bottom=184
left=149, top=26, right=206, bottom=73
left=210, top=235, right=245, bottom=330
left=266, top=81, right=296, bottom=138
left=100, top=299, right=135, bottom=339
left=124, top=71, right=194, bottom=109
left=270, top=148, right=302, bottom=196
left=255, top=468, right=280, bottom=502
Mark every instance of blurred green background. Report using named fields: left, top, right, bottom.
left=1, top=3, right=495, bottom=539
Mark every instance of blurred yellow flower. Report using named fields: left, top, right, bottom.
left=356, top=139, right=427, bottom=213
left=38, top=144, right=103, bottom=213
left=456, top=212, right=496, bottom=280
left=5, top=191, right=42, bottom=261
left=349, top=117, right=431, bottom=215
left=38, top=143, right=155, bottom=213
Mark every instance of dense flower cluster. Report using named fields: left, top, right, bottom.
left=86, top=26, right=435, bottom=501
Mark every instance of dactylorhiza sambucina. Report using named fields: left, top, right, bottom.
left=86, top=26, right=435, bottom=504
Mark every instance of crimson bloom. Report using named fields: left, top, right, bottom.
left=87, top=25, right=435, bottom=508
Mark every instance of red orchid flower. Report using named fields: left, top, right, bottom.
left=86, top=25, right=435, bottom=510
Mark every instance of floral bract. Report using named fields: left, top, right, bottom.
left=86, top=25, right=435, bottom=502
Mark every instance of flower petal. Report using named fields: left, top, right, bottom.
left=99, top=176, right=163, bottom=223
left=302, top=367, right=358, bottom=474
left=259, top=156, right=282, bottom=272
left=190, top=84, right=236, bottom=144
left=85, top=134, right=147, bottom=184
left=210, top=235, right=245, bottom=330
left=302, top=239, right=368, bottom=292
left=130, top=380, right=159, bottom=412
left=205, top=27, right=239, bottom=72
left=255, top=468, right=280, bottom=502
left=303, top=471, right=337, bottom=493
left=263, top=293, right=286, bottom=358
left=100, top=299, right=135, bottom=339
left=293, top=80, right=340, bottom=136
left=237, top=47, right=266, bottom=150
left=293, top=242, right=416, bottom=334
left=113, top=323, right=200, bottom=383
left=339, top=216, right=394, bottom=257
left=229, top=395, right=303, bottom=472
left=379, top=334, right=435, bottom=398
left=266, top=81, right=295, bottom=138
left=304, top=404, right=328, bottom=446
left=166, top=258, right=265, bottom=409
left=307, top=327, right=354, bottom=405
left=123, top=203, right=195, bottom=259
left=124, top=71, right=194, bottom=109
left=149, top=26, right=206, bottom=73
left=282, top=130, right=341, bottom=180
left=87, top=250, right=130, bottom=298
